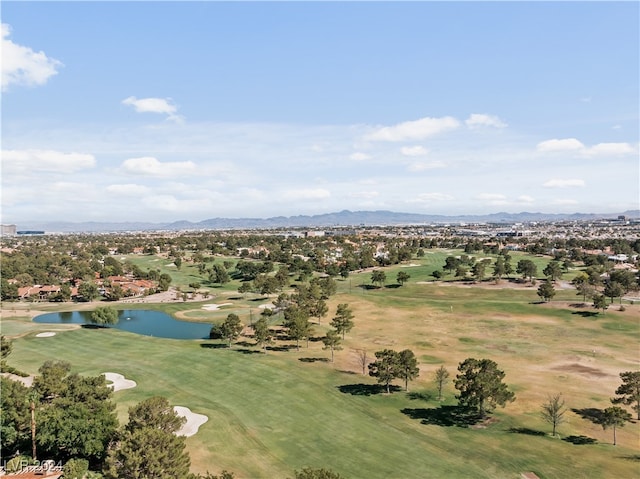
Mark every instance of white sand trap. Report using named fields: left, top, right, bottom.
left=103, top=372, right=137, bottom=392
left=36, top=332, right=57, bottom=337
left=258, top=303, right=274, bottom=310
left=201, top=303, right=233, bottom=311
left=400, top=263, right=420, bottom=267
left=173, top=406, right=208, bottom=437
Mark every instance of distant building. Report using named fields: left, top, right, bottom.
left=1, top=224, right=17, bottom=236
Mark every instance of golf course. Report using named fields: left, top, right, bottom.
left=2, top=251, right=638, bottom=478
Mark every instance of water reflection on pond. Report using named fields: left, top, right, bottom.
left=34, top=310, right=211, bottom=340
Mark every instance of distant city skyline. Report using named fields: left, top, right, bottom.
left=2, top=1, right=638, bottom=223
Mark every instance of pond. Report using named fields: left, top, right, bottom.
left=33, top=310, right=212, bottom=340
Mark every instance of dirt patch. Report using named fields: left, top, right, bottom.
left=551, top=363, right=609, bottom=378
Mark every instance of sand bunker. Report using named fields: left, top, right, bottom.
left=103, top=372, right=137, bottom=391
left=202, top=303, right=233, bottom=311
left=36, top=332, right=57, bottom=338
left=258, top=303, right=275, bottom=310
left=174, top=406, right=208, bottom=437
left=400, top=263, right=420, bottom=267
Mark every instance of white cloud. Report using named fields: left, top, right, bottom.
left=282, top=188, right=331, bottom=201
left=585, top=142, right=635, bottom=156
left=122, top=96, right=183, bottom=122
left=517, top=195, right=535, bottom=204
left=410, top=192, right=454, bottom=203
left=1, top=23, right=62, bottom=91
left=349, top=152, right=371, bottom=161
left=475, top=193, right=509, bottom=206
left=537, top=138, right=635, bottom=158
left=401, top=146, right=429, bottom=157
left=465, top=114, right=507, bottom=129
left=407, top=161, right=446, bottom=172
left=543, top=179, right=585, bottom=188
left=537, top=138, right=585, bottom=152
left=120, top=157, right=196, bottom=177
left=365, top=116, right=460, bottom=142
left=106, top=184, right=151, bottom=196
left=349, top=191, right=379, bottom=199
left=141, top=194, right=212, bottom=212
left=2, top=149, right=96, bottom=173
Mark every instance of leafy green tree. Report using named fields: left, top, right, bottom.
left=396, top=271, right=411, bottom=286
left=592, top=293, right=608, bottom=314
left=371, top=270, right=386, bottom=288
left=253, top=317, right=273, bottom=351
left=537, top=280, right=556, bottom=302
left=516, top=259, right=537, bottom=283
left=293, top=468, right=344, bottom=479
left=322, top=330, right=342, bottom=362
left=126, top=396, right=186, bottom=434
left=612, top=371, right=640, bottom=420
left=397, top=349, right=419, bottom=391
left=543, top=260, right=563, bottom=282
left=1, top=277, right=19, bottom=300
left=0, top=376, right=31, bottom=456
left=609, top=269, right=638, bottom=293
left=443, top=256, right=460, bottom=275
left=284, top=306, right=313, bottom=351
left=1, top=335, right=13, bottom=359
left=434, top=365, right=450, bottom=401
left=158, top=273, right=172, bottom=291
left=471, top=261, right=487, bottom=282
left=78, top=281, right=100, bottom=301
left=36, top=370, right=118, bottom=463
left=104, top=426, right=191, bottom=479
left=33, top=360, right=72, bottom=401
left=330, top=303, right=354, bottom=340
left=454, top=358, right=515, bottom=418
left=368, top=349, right=400, bottom=393
left=540, top=393, right=567, bottom=436
left=604, top=281, right=625, bottom=304
left=600, top=406, right=631, bottom=445
left=492, top=256, right=506, bottom=282
left=238, top=282, right=252, bottom=298
left=63, top=458, right=89, bottom=479
left=220, top=313, right=243, bottom=347
left=90, top=306, right=119, bottom=325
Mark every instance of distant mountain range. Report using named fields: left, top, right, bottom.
left=11, top=210, right=639, bottom=233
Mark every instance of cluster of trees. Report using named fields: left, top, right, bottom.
left=368, top=349, right=420, bottom=393
left=1, top=360, right=119, bottom=468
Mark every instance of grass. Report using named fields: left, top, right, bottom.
left=2, top=250, right=639, bottom=478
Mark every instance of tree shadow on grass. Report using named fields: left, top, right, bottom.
left=234, top=348, right=263, bottom=355
left=337, top=383, right=402, bottom=396
left=571, top=408, right=605, bottom=424
left=619, top=454, right=640, bottom=462
left=200, top=343, right=227, bottom=349
left=509, top=427, right=546, bottom=436
left=265, top=344, right=296, bottom=352
left=571, top=311, right=600, bottom=318
left=407, top=391, right=433, bottom=401
left=401, top=405, right=482, bottom=427
left=563, top=435, right=598, bottom=445
left=299, top=357, right=330, bottom=363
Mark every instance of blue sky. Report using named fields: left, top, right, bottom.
left=2, top=1, right=638, bottom=223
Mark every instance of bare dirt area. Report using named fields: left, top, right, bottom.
left=550, top=363, right=610, bottom=378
